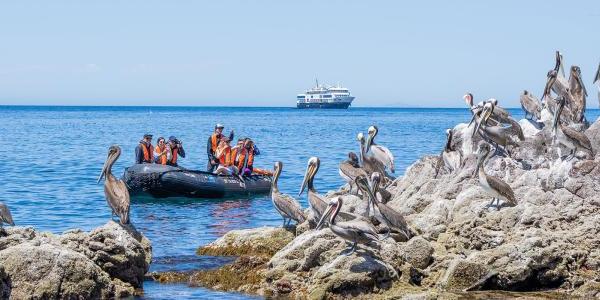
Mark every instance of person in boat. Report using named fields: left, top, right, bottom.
left=207, top=124, right=234, bottom=172
left=166, top=136, right=186, bottom=167
left=135, top=133, right=154, bottom=164
left=154, top=137, right=168, bottom=165
left=236, top=138, right=259, bottom=176
left=214, top=137, right=239, bottom=175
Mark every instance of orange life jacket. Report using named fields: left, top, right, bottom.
left=236, top=147, right=254, bottom=170
left=169, top=147, right=179, bottom=165
left=140, top=143, right=153, bottom=163
left=218, top=147, right=233, bottom=166
left=155, top=145, right=167, bottom=165
left=210, top=133, right=221, bottom=153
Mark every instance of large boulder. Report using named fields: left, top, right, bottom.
left=0, top=221, right=152, bottom=298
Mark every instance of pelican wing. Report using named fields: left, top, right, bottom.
left=520, top=92, right=542, bottom=119
left=339, top=162, right=367, bottom=180
left=561, top=125, right=593, bottom=152
left=486, top=175, right=516, bottom=206
left=375, top=201, right=409, bottom=230
left=104, top=178, right=130, bottom=224
left=0, top=202, right=15, bottom=226
left=337, top=219, right=380, bottom=241
left=308, top=191, right=328, bottom=219
left=273, top=192, right=306, bottom=223
left=370, top=145, right=395, bottom=173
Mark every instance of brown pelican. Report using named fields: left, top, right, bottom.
left=98, top=145, right=130, bottom=225
left=474, top=142, right=517, bottom=210
left=551, top=51, right=569, bottom=96
left=299, top=157, right=327, bottom=219
left=594, top=62, right=600, bottom=107
left=316, top=196, right=379, bottom=255
left=437, top=128, right=462, bottom=176
left=338, top=152, right=367, bottom=194
left=272, top=161, right=306, bottom=226
left=369, top=172, right=392, bottom=204
left=0, top=202, right=15, bottom=228
left=365, top=173, right=411, bottom=241
left=520, top=90, right=542, bottom=121
left=552, top=96, right=594, bottom=160
left=473, top=103, right=520, bottom=155
left=543, top=70, right=577, bottom=124
left=366, top=126, right=395, bottom=173
left=357, top=133, right=390, bottom=182
left=568, top=65, right=587, bottom=123
left=465, top=94, right=510, bottom=127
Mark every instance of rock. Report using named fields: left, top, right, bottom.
left=0, top=243, right=115, bottom=299
left=518, top=118, right=542, bottom=138
left=439, top=258, right=491, bottom=291
left=402, top=237, right=433, bottom=269
left=197, top=226, right=294, bottom=257
left=0, top=221, right=152, bottom=298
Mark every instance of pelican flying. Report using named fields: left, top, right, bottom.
left=272, top=161, right=306, bottom=227
left=474, top=142, right=517, bottom=210
left=316, top=196, right=379, bottom=255
left=98, top=145, right=130, bottom=225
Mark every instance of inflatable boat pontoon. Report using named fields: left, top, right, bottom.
left=123, top=164, right=272, bottom=198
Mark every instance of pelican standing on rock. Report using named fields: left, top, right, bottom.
left=568, top=65, right=587, bottom=123
left=551, top=96, right=594, bottom=160
left=543, top=70, right=576, bottom=124
left=363, top=173, right=411, bottom=241
left=98, top=145, right=130, bottom=225
left=473, top=103, right=520, bottom=156
left=437, top=128, right=462, bottom=176
left=299, top=157, right=328, bottom=219
left=338, top=152, right=367, bottom=194
left=520, top=90, right=542, bottom=121
left=316, top=196, right=379, bottom=255
left=272, top=161, right=306, bottom=227
left=474, top=142, right=517, bottom=210
left=357, top=133, right=389, bottom=181
left=366, top=126, right=395, bottom=174
left=0, top=202, right=15, bottom=228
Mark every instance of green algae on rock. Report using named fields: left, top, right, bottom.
left=196, top=226, right=295, bottom=257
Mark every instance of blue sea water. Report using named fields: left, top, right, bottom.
left=1, top=106, right=598, bottom=299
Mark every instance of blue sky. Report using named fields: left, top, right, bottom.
left=0, top=1, right=598, bottom=107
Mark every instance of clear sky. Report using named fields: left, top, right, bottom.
left=0, top=1, right=598, bottom=107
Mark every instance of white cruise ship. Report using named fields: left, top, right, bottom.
left=296, top=80, right=355, bottom=109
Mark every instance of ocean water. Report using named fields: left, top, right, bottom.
left=1, top=106, right=598, bottom=299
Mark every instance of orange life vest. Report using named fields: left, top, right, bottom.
left=236, top=147, right=254, bottom=170
left=140, top=143, right=153, bottom=163
left=210, top=133, right=221, bottom=153
left=169, top=147, right=179, bottom=165
left=218, top=147, right=233, bottom=166
left=155, top=145, right=167, bottom=165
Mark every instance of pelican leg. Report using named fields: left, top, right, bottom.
left=496, top=198, right=501, bottom=211
left=485, top=198, right=496, bottom=209
left=383, top=226, right=391, bottom=240
left=567, top=149, right=576, bottom=161
left=344, top=242, right=358, bottom=256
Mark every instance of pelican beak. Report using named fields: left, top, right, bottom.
left=542, top=73, right=556, bottom=101
left=316, top=203, right=334, bottom=230
left=98, top=156, right=109, bottom=183
left=468, top=112, right=477, bottom=127
left=298, top=164, right=314, bottom=196
left=365, top=135, right=374, bottom=153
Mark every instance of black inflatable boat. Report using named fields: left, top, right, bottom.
left=123, top=164, right=272, bottom=198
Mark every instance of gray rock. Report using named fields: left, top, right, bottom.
left=402, top=236, right=433, bottom=269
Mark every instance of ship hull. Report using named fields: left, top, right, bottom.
left=296, top=102, right=352, bottom=109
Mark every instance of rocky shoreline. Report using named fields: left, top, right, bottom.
left=151, top=117, right=600, bottom=299
left=0, top=221, right=151, bottom=299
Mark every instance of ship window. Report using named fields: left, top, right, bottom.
left=297, top=96, right=305, bottom=99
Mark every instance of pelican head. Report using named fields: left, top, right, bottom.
left=355, top=175, right=377, bottom=201
left=370, top=172, right=381, bottom=191
left=554, top=51, right=563, bottom=73
left=316, top=196, right=342, bottom=230
left=272, top=161, right=283, bottom=188
left=543, top=70, right=558, bottom=101
left=473, top=142, right=491, bottom=176
left=98, top=145, right=121, bottom=183
left=366, top=125, right=379, bottom=150
left=357, top=132, right=365, bottom=144
left=348, top=152, right=360, bottom=167
left=299, top=157, right=320, bottom=196
left=445, top=129, right=453, bottom=151
left=570, top=65, right=587, bottom=96
left=488, top=98, right=498, bottom=106
left=463, top=93, right=474, bottom=107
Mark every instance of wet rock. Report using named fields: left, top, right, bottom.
left=197, top=226, right=294, bottom=257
